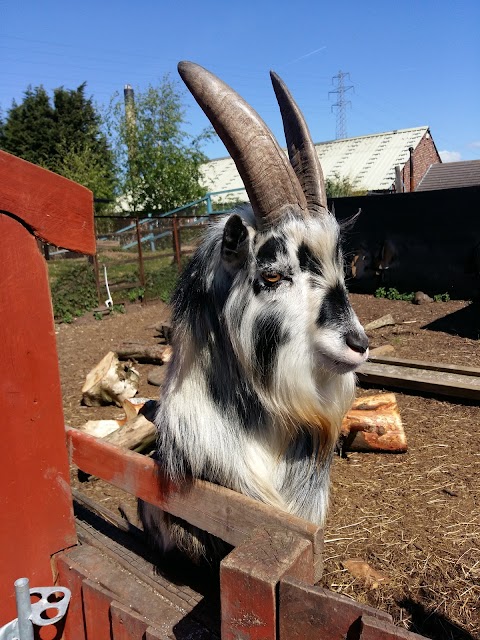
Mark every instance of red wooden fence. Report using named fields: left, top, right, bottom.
left=0, top=150, right=427, bottom=639
left=0, top=150, right=95, bottom=625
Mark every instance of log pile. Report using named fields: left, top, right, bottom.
left=78, top=393, right=406, bottom=454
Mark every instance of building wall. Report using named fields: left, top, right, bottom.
left=402, top=131, right=441, bottom=192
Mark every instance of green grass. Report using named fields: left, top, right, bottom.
left=48, top=252, right=182, bottom=323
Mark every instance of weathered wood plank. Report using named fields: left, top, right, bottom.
left=358, top=360, right=480, bottom=400
left=220, top=528, right=313, bottom=640
left=0, top=215, right=77, bottom=625
left=110, top=601, right=149, bottom=640
left=279, top=577, right=393, bottom=640
left=66, top=427, right=323, bottom=580
left=360, top=614, right=428, bottom=639
left=0, top=150, right=94, bottom=253
left=63, top=543, right=191, bottom=635
left=369, top=355, right=480, bottom=378
left=54, top=554, right=87, bottom=640
left=82, top=579, right=115, bottom=640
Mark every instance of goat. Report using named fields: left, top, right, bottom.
left=350, top=244, right=373, bottom=280
left=375, top=238, right=399, bottom=281
left=139, top=62, right=369, bottom=564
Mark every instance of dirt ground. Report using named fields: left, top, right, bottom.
left=56, top=295, right=480, bottom=639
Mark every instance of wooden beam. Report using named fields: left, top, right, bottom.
left=0, top=216, right=78, bottom=625
left=369, top=355, right=480, bottom=378
left=358, top=358, right=480, bottom=400
left=221, top=528, right=313, bottom=640
left=279, top=577, right=393, bottom=640
left=66, top=427, right=324, bottom=580
left=0, top=150, right=94, bottom=254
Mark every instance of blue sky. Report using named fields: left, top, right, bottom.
left=1, top=0, right=479, bottom=162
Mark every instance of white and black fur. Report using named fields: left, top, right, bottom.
left=139, top=63, right=369, bottom=564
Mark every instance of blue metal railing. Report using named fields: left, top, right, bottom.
left=102, top=188, right=246, bottom=249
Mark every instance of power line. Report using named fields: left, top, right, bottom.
left=329, top=70, right=354, bottom=139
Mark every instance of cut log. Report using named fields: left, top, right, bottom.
left=104, top=414, right=156, bottom=450
left=116, top=342, right=172, bottom=364
left=79, top=398, right=156, bottom=451
left=81, top=351, right=139, bottom=407
left=79, top=393, right=405, bottom=455
left=364, top=314, right=395, bottom=331
left=340, top=393, right=407, bottom=452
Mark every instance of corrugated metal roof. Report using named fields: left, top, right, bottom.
left=200, top=126, right=429, bottom=200
left=416, top=160, right=480, bottom=191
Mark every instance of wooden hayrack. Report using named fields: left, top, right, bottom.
left=0, top=150, right=427, bottom=639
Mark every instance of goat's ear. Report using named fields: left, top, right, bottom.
left=221, top=214, right=250, bottom=270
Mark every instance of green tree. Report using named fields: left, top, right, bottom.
left=52, top=84, right=116, bottom=212
left=325, top=172, right=366, bottom=198
left=1, top=85, right=56, bottom=167
left=1, top=83, right=116, bottom=211
left=107, top=75, right=213, bottom=214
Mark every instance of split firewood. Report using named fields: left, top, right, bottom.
left=116, top=342, right=172, bottom=364
left=104, top=414, right=156, bottom=450
left=369, top=344, right=395, bottom=357
left=79, top=398, right=156, bottom=451
left=340, top=393, right=407, bottom=452
left=79, top=393, right=404, bottom=455
left=81, top=351, right=139, bottom=407
left=364, top=314, right=395, bottom=332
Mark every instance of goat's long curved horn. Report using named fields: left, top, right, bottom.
left=178, top=61, right=308, bottom=227
left=270, top=71, right=328, bottom=214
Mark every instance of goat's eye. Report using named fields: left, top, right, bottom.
left=261, top=272, right=282, bottom=284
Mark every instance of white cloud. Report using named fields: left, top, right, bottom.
left=468, top=141, right=480, bottom=149
left=439, top=150, right=461, bottom=162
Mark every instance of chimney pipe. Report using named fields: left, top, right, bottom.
left=395, top=165, right=404, bottom=193
left=124, top=84, right=136, bottom=172
left=409, top=147, right=414, bottom=192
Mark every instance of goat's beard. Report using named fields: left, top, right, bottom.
left=253, top=342, right=357, bottom=458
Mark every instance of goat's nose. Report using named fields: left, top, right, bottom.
left=345, top=330, right=369, bottom=354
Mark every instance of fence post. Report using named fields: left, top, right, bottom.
left=135, top=217, right=146, bottom=287
left=172, top=216, right=182, bottom=272
left=0, top=150, right=94, bottom=624
left=91, top=254, right=102, bottom=307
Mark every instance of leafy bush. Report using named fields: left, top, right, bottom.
left=127, top=287, right=145, bottom=303
left=325, top=172, right=367, bottom=198
left=50, top=262, right=98, bottom=322
left=375, top=288, right=451, bottom=303
left=375, top=287, right=414, bottom=302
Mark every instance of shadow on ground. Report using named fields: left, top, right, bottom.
left=398, top=598, right=477, bottom=640
left=422, top=302, right=480, bottom=340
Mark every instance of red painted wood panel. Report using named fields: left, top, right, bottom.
left=220, top=527, right=313, bottom=640
left=82, top=579, right=115, bottom=640
left=0, top=216, right=77, bottom=625
left=110, top=602, right=149, bottom=640
left=54, top=553, right=88, bottom=640
left=279, top=576, right=395, bottom=640
left=0, top=150, right=95, bottom=254
left=360, top=615, right=427, bottom=640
